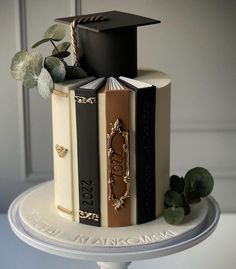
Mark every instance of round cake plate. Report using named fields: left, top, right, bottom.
left=8, top=181, right=220, bottom=269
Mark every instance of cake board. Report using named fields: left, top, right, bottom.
left=8, top=181, right=220, bottom=269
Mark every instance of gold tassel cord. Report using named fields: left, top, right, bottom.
left=70, top=16, right=108, bottom=66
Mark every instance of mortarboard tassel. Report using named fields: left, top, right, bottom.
left=70, top=16, right=108, bottom=67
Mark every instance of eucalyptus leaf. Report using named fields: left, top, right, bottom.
left=25, top=52, right=43, bottom=78
left=52, top=51, right=70, bottom=59
left=10, top=51, right=43, bottom=81
left=65, top=65, right=88, bottom=79
left=10, top=51, right=28, bottom=80
left=52, top=41, right=71, bottom=55
left=184, top=167, right=214, bottom=203
left=23, top=76, right=37, bottom=88
left=164, top=190, right=184, bottom=207
left=32, top=38, right=51, bottom=49
left=163, top=207, right=185, bottom=225
left=44, top=24, right=66, bottom=41
left=182, top=196, right=191, bottom=215
left=170, top=175, right=185, bottom=194
left=37, top=68, right=53, bottom=99
left=44, top=56, right=66, bottom=83
left=186, top=191, right=201, bottom=204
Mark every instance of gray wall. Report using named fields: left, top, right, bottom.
left=1, top=0, right=236, bottom=212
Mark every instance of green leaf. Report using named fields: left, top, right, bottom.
left=164, top=190, right=184, bottom=207
left=23, top=77, right=37, bottom=88
left=44, top=56, right=66, bottom=83
left=187, top=192, right=201, bottom=204
left=184, top=167, right=214, bottom=203
left=182, top=195, right=191, bottom=215
left=32, top=38, right=52, bottom=48
left=37, top=68, right=53, bottom=99
left=52, top=41, right=71, bottom=55
left=65, top=65, right=87, bottom=79
left=25, top=52, right=43, bottom=78
left=10, top=51, right=29, bottom=80
left=164, top=207, right=185, bottom=225
left=170, top=175, right=185, bottom=194
left=52, top=51, right=70, bottom=59
left=44, top=24, right=66, bottom=41
left=10, top=51, right=43, bottom=81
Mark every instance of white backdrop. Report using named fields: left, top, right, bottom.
left=0, top=0, right=236, bottom=212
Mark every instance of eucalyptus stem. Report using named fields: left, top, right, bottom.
left=50, top=39, right=59, bottom=53
left=50, top=40, right=64, bottom=62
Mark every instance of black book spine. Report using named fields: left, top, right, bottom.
left=118, top=79, right=157, bottom=224
left=74, top=89, right=100, bottom=226
left=135, top=87, right=156, bottom=224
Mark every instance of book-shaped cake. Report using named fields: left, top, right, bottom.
left=50, top=11, right=170, bottom=227
left=52, top=71, right=171, bottom=227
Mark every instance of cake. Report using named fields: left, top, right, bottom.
left=9, top=10, right=219, bottom=254
left=11, top=11, right=214, bottom=229
left=52, top=70, right=170, bottom=227
left=9, top=11, right=218, bottom=252
left=50, top=11, right=171, bottom=227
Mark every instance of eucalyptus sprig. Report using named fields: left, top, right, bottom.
left=163, top=167, right=214, bottom=225
left=10, top=23, right=87, bottom=99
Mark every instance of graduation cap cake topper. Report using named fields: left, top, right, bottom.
left=56, top=11, right=160, bottom=78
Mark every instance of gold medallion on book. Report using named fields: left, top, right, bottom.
left=107, top=118, right=130, bottom=211
left=55, top=144, right=68, bottom=158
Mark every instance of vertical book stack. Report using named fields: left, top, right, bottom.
left=52, top=72, right=170, bottom=227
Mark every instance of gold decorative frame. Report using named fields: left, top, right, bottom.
left=79, top=210, right=99, bottom=222
left=74, top=96, right=96, bottom=104
left=107, top=119, right=130, bottom=211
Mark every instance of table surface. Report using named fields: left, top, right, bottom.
left=1, top=213, right=236, bottom=269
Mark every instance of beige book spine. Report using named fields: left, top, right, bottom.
left=69, top=90, right=80, bottom=221
left=52, top=86, right=75, bottom=221
left=98, top=87, right=108, bottom=227
left=155, top=82, right=171, bottom=216
left=129, top=90, right=137, bottom=225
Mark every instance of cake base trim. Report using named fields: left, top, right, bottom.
left=8, top=181, right=220, bottom=262
left=15, top=181, right=218, bottom=249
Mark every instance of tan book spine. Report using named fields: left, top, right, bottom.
left=105, top=82, right=130, bottom=227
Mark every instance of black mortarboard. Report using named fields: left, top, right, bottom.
left=56, top=11, right=160, bottom=78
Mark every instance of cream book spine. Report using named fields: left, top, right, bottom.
left=52, top=86, right=75, bottom=221
left=52, top=78, right=95, bottom=221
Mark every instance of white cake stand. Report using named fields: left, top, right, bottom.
left=8, top=181, right=220, bottom=269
